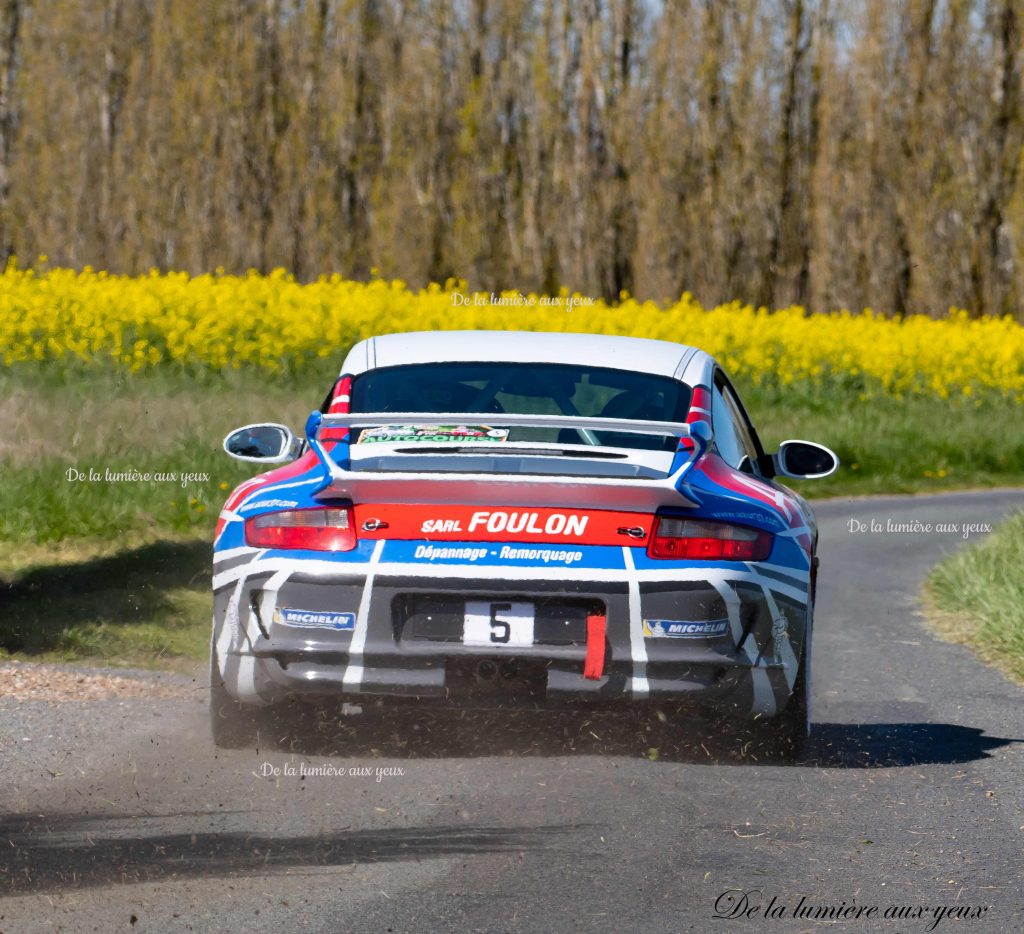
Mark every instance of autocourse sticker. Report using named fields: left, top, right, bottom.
left=356, top=425, right=509, bottom=444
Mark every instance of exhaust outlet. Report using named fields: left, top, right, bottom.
left=475, top=659, right=499, bottom=682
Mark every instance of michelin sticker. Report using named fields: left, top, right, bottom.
left=642, top=619, right=729, bottom=638
left=357, top=425, right=509, bottom=444
left=274, top=608, right=356, bottom=631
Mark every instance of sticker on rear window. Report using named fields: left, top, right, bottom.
left=356, top=425, right=509, bottom=444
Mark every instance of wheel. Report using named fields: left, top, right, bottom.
left=209, top=649, right=261, bottom=749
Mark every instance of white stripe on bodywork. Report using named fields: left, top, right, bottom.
left=750, top=668, right=777, bottom=717
left=257, top=569, right=292, bottom=640
left=247, top=475, right=323, bottom=497
left=727, top=473, right=795, bottom=523
left=774, top=492, right=794, bottom=522
left=762, top=587, right=800, bottom=691
left=773, top=527, right=813, bottom=568
left=707, top=578, right=771, bottom=715
left=708, top=578, right=744, bottom=644
left=743, top=586, right=798, bottom=718
left=212, top=558, right=314, bottom=591
left=753, top=561, right=810, bottom=583
left=235, top=654, right=261, bottom=704
left=343, top=540, right=386, bottom=688
left=214, top=510, right=245, bottom=547
left=228, top=568, right=292, bottom=703
left=211, top=557, right=809, bottom=604
left=775, top=525, right=811, bottom=541
left=623, top=548, right=648, bottom=697
left=227, top=476, right=270, bottom=503
left=215, top=560, right=282, bottom=703
left=214, top=545, right=266, bottom=565
left=224, top=579, right=245, bottom=651
left=743, top=567, right=805, bottom=713
left=215, top=610, right=233, bottom=675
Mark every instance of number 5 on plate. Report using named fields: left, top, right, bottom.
left=463, top=601, right=534, bottom=647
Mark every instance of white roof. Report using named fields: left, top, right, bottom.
left=341, top=330, right=699, bottom=378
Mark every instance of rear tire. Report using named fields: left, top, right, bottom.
left=210, top=650, right=261, bottom=749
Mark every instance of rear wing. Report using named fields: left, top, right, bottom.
left=303, top=410, right=713, bottom=511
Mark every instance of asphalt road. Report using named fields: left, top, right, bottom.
left=2, top=489, right=1023, bottom=934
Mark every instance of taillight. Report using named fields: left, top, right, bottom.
left=647, top=517, right=772, bottom=561
left=245, top=507, right=357, bottom=551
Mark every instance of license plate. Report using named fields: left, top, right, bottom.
left=463, top=601, right=535, bottom=647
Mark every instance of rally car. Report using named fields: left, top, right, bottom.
left=212, top=331, right=838, bottom=756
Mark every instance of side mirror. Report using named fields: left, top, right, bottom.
left=223, top=423, right=301, bottom=463
left=773, top=439, right=839, bottom=480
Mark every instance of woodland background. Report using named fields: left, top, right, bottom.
left=1, top=0, right=1023, bottom=318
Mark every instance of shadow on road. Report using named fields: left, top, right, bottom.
left=245, top=704, right=1020, bottom=769
left=807, top=721, right=1020, bottom=767
left=0, top=540, right=209, bottom=654
left=0, top=810, right=575, bottom=894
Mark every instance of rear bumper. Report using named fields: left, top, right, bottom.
left=213, top=560, right=809, bottom=717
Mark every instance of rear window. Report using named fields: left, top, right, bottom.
left=349, top=362, right=692, bottom=451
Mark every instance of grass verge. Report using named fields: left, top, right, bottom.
left=923, top=511, right=1024, bottom=686
left=0, top=539, right=211, bottom=673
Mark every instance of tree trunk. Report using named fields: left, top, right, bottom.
left=763, top=0, right=806, bottom=310
left=0, top=0, right=23, bottom=264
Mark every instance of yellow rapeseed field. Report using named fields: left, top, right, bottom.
left=2, top=265, right=1022, bottom=399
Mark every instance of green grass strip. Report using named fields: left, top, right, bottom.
left=925, top=511, right=1024, bottom=686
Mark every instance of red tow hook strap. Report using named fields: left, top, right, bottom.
left=584, top=614, right=607, bottom=680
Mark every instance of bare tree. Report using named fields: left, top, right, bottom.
left=3, top=0, right=1024, bottom=320
left=0, top=0, right=24, bottom=264
left=970, top=0, right=1023, bottom=317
